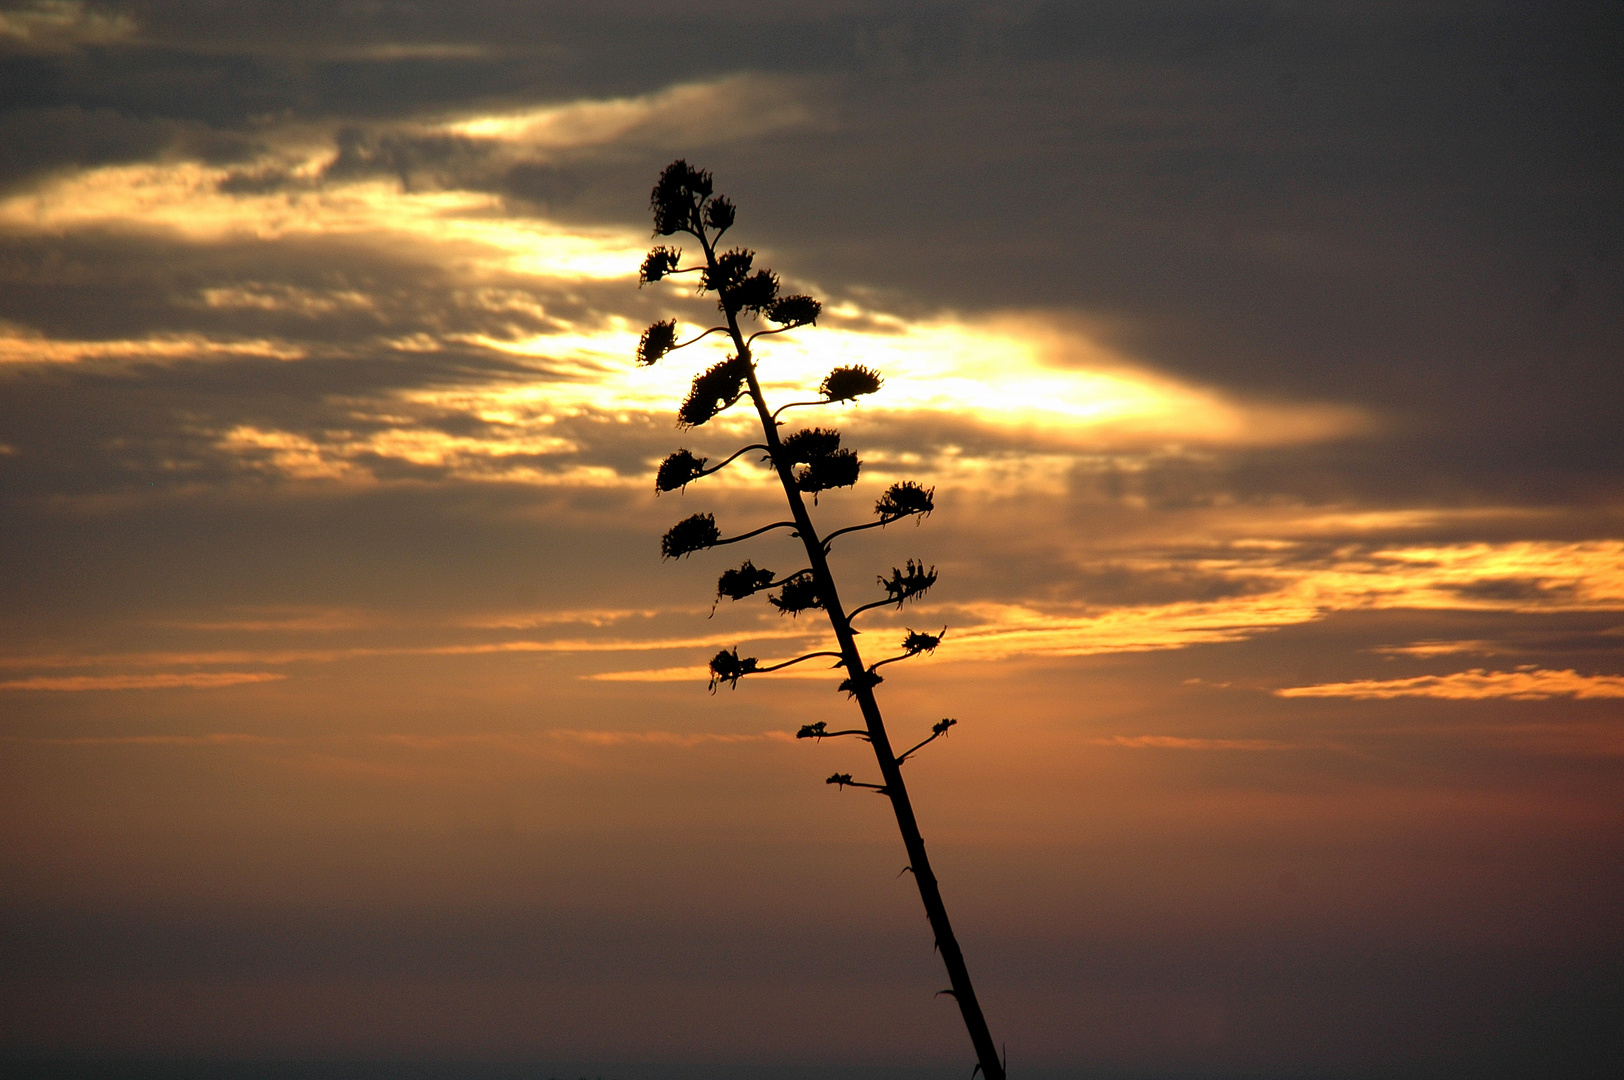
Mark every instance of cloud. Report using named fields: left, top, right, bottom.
left=4, top=732, right=280, bottom=745
left=0, top=1, right=135, bottom=52
left=1097, top=735, right=1301, bottom=751
left=0, top=671, right=286, bottom=691
left=436, top=73, right=816, bottom=153
left=1276, top=667, right=1624, bottom=701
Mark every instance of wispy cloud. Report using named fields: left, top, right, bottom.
left=0, top=1, right=136, bottom=51
left=1096, top=735, right=1301, bottom=751
left=0, top=672, right=286, bottom=692
left=1276, top=667, right=1624, bottom=701
left=437, top=74, right=817, bottom=151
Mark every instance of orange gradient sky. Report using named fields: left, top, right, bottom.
left=2, top=4, right=1622, bottom=1078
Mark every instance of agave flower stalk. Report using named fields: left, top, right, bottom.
left=636, top=161, right=1004, bottom=1079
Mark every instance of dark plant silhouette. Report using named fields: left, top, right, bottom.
left=636, top=160, right=1004, bottom=1079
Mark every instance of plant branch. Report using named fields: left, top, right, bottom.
left=895, top=718, right=958, bottom=765
left=696, top=443, right=769, bottom=479
left=796, top=721, right=870, bottom=741
left=714, top=520, right=799, bottom=546
left=746, top=324, right=798, bottom=347
left=672, top=325, right=731, bottom=350
left=825, top=773, right=888, bottom=793
left=845, top=596, right=901, bottom=624
left=818, top=518, right=891, bottom=549
left=769, top=398, right=833, bottom=423
left=752, top=650, right=846, bottom=675
left=669, top=183, right=1004, bottom=1080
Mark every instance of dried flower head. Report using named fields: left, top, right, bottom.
left=655, top=449, right=707, bottom=493
left=878, top=560, right=938, bottom=606
left=769, top=573, right=822, bottom=616
left=836, top=670, right=884, bottom=698
left=825, top=772, right=854, bottom=787
left=639, top=246, right=681, bottom=285
left=661, top=513, right=720, bottom=559
left=701, top=248, right=754, bottom=296
left=651, top=160, right=711, bottom=236
left=678, top=354, right=748, bottom=428
left=708, top=647, right=758, bottom=691
left=732, top=269, right=780, bottom=315
left=703, top=196, right=736, bottom=233
left=767, top=295, right=822, bottom=327
left=637, top=319, right=677, bottom=366
left=875, top=481, right=935, bottom=522
left=780, top=427, right=841, bottom=464
left=795, top=448, right=861, bottom=494
left=900, top=628, right=946, bottom=655
left=821, top=365, right=883, bottom=402
left=717, top=560, right=776, bottom=601
left=796, top=721, right=828, bottom=740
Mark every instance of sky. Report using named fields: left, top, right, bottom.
left=1, top=1, right=1621, bottom=1076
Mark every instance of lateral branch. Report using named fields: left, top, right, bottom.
left=895, top=718, right=958, bottom=765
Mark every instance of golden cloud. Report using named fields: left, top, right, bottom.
left=0, top=671, right=286, bottom=692
left=1277, top=667, right=1624, bottom=701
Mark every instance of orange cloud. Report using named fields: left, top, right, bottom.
left=1276, top=667, right=1624, bottom=701
left=1097, top=735, right=1301, bottom=751
left=0, top=672, right=287, bottom=692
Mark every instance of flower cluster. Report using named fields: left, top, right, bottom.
left=820, top=365, right=883, bottom=402
left=900, top=628, right=945, bottom=655
left=769, top=573, right=822, bottom=616
left=639, top=246, right=681, bottom=285
left=716, top=560, right=776, bottom=601
left=708, top=647, right=758, bottom=692
left=651, top=160, right=712, bottom=236
left=875, top=481, right=935, bottom=522
left=879, top=560, right=938, bottom=606
left=656, top=449, right=708, bottom=493
left=638, top=319, right=677, bottom=366
left=678, top=354, right=748, bottom=428
left=661, top=513, right=720, bottom=559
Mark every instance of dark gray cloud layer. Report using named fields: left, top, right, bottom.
left=3, top=1, right=1621, bottom=500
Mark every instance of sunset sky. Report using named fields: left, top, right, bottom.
left=2, top=2, right=1621, bottom=1077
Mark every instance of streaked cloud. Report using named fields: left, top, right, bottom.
left=0, top=671, right=286, bottom=692
left=1097, top=735, right=1301, bottom=751
left=1277, top=667, right=1624, bottom=701
left=437, top=74, right=816, bottom=151
left=0, top=1, right=135, bottom=51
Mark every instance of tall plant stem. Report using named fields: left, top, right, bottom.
left=697, top=235, right=1004, bottom=1080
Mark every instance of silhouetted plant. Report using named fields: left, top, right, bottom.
left=633, top=160, right=1005, bottom=1079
